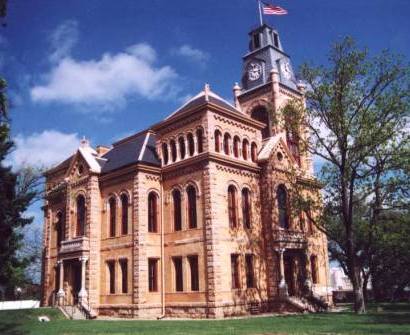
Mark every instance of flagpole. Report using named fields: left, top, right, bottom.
left=258, top=0, right=263, bottom=26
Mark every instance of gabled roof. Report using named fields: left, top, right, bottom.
left=257, top=132, right=298, bottom=167
left=100, top=130, right=160, bottom=173
left=165, top=84, right=240, bottom=120
left=78, top=144, right=103, bottom=173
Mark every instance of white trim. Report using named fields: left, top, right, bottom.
left=138, top=132, right=150, bottom=161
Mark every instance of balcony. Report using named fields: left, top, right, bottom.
left=272, top=229, right=307, bottom=245
left=59, top=236, right=90, bottom=254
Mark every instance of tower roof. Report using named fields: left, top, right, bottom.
left=165, top=84, right=239, bottom=120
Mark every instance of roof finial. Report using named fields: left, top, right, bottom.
left=204, top=83, right=210, bottom=102
left=80, top=136, right=90, bottom=148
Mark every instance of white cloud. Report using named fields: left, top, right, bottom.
left=49, top=20, right=79, bottom=63
left=31, top=43, right=180, bottom=110
left=173, top=44, right=210, bottom=64
left=126, top=43, right=157, bottom=63
left=8, top=130, right=80, bottom=169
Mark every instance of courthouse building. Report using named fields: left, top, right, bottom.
left=41, top=24, right=332, bottom=318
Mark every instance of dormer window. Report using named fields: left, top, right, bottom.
left=273, top=32, right=279, bottom=48
left=77, top=164, right=84, bottom=176
left=253, top=33, right=261, bottom=49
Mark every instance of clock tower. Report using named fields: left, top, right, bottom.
left=241, top=24, right=297, bottom=92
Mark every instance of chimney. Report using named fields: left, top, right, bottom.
left=96, top=145, right=110, bottom=156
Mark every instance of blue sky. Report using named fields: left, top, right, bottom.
left=1, top=0, right=410, bottom=249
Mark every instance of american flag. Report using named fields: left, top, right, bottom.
left=262, top=3, right=288, bottom=15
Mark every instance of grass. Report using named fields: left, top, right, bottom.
left=0, top=303, right=410, bottom=335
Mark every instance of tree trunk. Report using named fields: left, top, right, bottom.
left=352, top=268, right=366, bottom=313
left=362, top=275, right=369, bottom=303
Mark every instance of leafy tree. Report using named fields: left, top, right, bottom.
left=371, top=210, right=410, bottom=301
left=0, top=78, right=37, bottom=297
left=283, top=37, right=410, bottom=313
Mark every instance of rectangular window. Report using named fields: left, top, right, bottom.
left=253, top=33, right=260, bottom=49
left=245, top=254, right=255, bottom=288
left=173, top=257, right=183, bottom=292
left=107, top=261, right=115, bottom=294
left=273, top=32, right=279, bottom=48
left=231, top=254, right=240, bottom=289
left=188, top=255, right=199, bottom=291
left=119, top=259, right=128, bottom=294
left=148, top=258, right=158, bottom=292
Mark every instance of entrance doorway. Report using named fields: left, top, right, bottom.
left=284, top=250, right=305, bottom=297
left=64, top=260, right=81, bottom=305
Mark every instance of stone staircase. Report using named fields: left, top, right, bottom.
left=59, top=304, right=87, bottom=320
left=283, top=294, right=330, bottom=313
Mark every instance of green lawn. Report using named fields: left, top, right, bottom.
left=1, top=304, right=410, bottom=335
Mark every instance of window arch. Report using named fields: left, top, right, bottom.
left=233, top=136, right=240, bottom=158
left=172, top=189, right=182, bottom=231
left=170, top=139, right=177, bottom=162
left=251, top=106, right=271, bottom=139
left=178, top=136, right=186, bottom=159
left=311, top=255, right=318, bottom=284
left=121, top=193, right=129, bottom=235
left=76, top=195, right=86, bottom=237
left=162, top=143, right=169, bottom=165
left=286, top=128, right=301, bottom=166
left=277, top=185, right=289, bottom=229
left=187, top=185, right=197, bottom=229
left=56, top=211, right=64, bottom=247
left=223, top=133, right=231, bottom=155
left=251, top=142, right=258, bottom=162
left=242, top=188, right=251, bottom=229
left=148, top=192, right=158, bottom=233
left=242, top=139, right=249, bottom=160
left=214, top=130, right=222, bottom=153
left=228, top=185, right=238, bottom=228
left=187, top=133, right=195, bottom=156
left=109, top=196, right=116, bottom=237
left=196, top=128, right=204, bottom=153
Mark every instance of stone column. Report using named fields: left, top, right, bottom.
left=193, top=134, right=198, bottom=155
left=304, top=249, right=313, bottom=294
left=276, top=248, right=288, bottom=297
left=56, top=260, right=65, bottom=305
left=176, top=140, right=181, bottom=162
left=78, top=256, right=88, bottom=304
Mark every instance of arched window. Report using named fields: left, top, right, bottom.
left=109, top=197, right=116, bottom=237
left=196, top=128, right=204, bottom=153
left=76, top=195, right=86, bottom=237
left=242, top=188, right=251, bottom=229
left=277, top=185, right=289, bottom=229
left=56, top=211, right=64, bottom=247
left=187, top=185, right=197, bottom=229
left=170, top=140, right=177, bottom=162
left=121, top=194, right=129, bottom=235
left=251, top=142, right=258, bottom=162
left=178, top=136, right=186, bottom=159
left=223, top=133, right=231, bottom=155
left=311, top=255, right=318, bottom=284
left=187, top=133, right=195, bottom=156
left=172, top=189, right=182, bottom=231
left=214, top=130, right=222, bottom=153
left=286, top=128, right=301, bottom=166
left=148, top=192, right=158, bottom=233
left=242, top=139, right=249, bottom=160
left=251, top=107, right=271, bottom=139
left=233, top=136, right=240, bottom=158
left=162, top=143, right=169, bottom=165
left=228, top=185, right=238, bottom=228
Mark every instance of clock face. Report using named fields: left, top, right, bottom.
left=247, top=62, right=262, bottom=81
left=281, top=60, right=292, bottom=80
